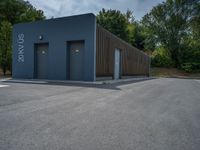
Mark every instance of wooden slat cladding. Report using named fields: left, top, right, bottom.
left=96, top=25, right=150, bottom=77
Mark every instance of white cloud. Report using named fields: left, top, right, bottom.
left=28, top=0, right=164, bottom=20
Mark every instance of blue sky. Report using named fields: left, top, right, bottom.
left=28, top=0, right=164, bottom=20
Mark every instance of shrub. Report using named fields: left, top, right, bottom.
left=151, top=47, right=174, bottom=67
left=181, top=62, right=200, bottom=73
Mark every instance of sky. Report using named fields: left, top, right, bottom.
left=28, top=0, right=164, bottom=21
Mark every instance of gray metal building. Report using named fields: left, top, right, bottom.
left=12, top=13, right=150, bottom=81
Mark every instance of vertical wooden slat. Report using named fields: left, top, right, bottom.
left=96, top=25, right=150, bottom=76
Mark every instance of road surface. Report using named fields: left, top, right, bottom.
left=0, top=78, right=200, bottom=150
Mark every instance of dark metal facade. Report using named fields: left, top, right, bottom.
left=96, top=25, right=150, bottom=77
left=13, top=13, right=149, bottom=81
left=12, top=13, right=96, bottom=81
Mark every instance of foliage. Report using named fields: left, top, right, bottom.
left=0, top=21, right=12, bottom=75
left=97, top=9, right=146, bottom=50
left=180, top=35, right=200, bottom=72
left=181, top=62, right=200, bottom=73
left=151, top=47, right=174, bottom=67
left=141, top=0, right=199, bottom=67
left=97, top=9, right=130, bottom=42
left=181, top=37, right=200, bottom=63
left=128, top=22, right=146, bottom=50
left=0, top=0, right=45, bottom=25
left=190, top=1, right=200, bottom=38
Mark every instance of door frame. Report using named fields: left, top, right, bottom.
left=34, top=43, right=49, bottom=79
left=66, top=40, right=85, bottom=80
left=113, top=48, right=122, bottom=80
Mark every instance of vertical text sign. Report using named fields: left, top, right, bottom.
left=17, top=34, right=25, bottom=63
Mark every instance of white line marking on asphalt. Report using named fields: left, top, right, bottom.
left=0, top=78, right=11, bottom=82
left=0, top=85, right=9, bottom=88
left=195, top=80, right=200, bottom=83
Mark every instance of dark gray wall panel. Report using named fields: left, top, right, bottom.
left=12, top=13, right=96, bottom=81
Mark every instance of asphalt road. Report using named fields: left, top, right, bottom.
left=0, top=78, right=200, bottom=150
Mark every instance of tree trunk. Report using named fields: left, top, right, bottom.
left=3, top=67, right=6, bottom=76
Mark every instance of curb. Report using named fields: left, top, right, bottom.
left=2, top=77, right=153, bottom=85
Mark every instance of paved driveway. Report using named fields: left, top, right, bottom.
left=0, top=78, right=200, bottom=150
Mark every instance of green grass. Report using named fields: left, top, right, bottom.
left=150, top=67, right=200, bottom=78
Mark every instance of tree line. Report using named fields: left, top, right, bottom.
left=0, top=0, right=200, bottom=75
left=97, top=0, right=200, bottom=73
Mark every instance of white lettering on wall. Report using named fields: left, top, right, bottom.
left=17, top=34, right=25, bottom=63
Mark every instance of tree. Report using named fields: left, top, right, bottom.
left=97, top=9, right=146, bottom=50
left=140, top=17, right=156, bottom=52
left=0, top=0, right=45, bottom=25
left=130, top=22, right=147, bottom=50
left=151, top=47, right=174, bottom=67
left=125, top=9, right=135, bottom=23
left=141, top=0, right=199, bottom=67
left=97, top=8, right=129, bottom=42
left=124, top=10, right=144, bottom=49
left=0, top=21, right=12, bottom=75
left=190, top=1, right=200, bottom=43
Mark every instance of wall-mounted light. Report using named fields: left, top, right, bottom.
left=39, top=35, right=43, bottom=40
left=75, top=49, right=79, bottom=53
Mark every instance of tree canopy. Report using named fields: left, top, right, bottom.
left=0, top=0, right=45, bottom=25
left=141, top=0, right=200, bottom=67
left=97, top=9, right=130, bottom=42
left=97, top=1, right=200, bottom=72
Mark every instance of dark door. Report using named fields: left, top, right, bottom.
left=69, top=41, right=84, bottom=80
left=114, top=49, right=121, bottom=79
left=35, top=44, right=48, bottom=79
